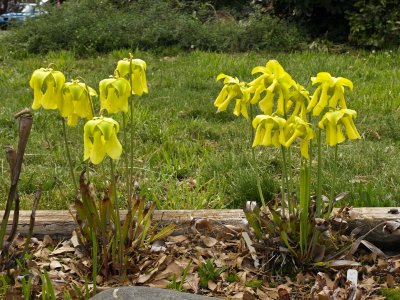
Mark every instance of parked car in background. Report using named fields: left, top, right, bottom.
left=0, top=3, right=45, bottom=29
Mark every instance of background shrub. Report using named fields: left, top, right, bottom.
left=268, top=0, right=355, bottom=42
left=271, top=0, right=400, bottom=48
left=347, top=0, right=400, bottom=48
left=7, top=0, right=305, bottom=56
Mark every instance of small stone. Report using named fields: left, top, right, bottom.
left=90, top=286, right=220, bottom=300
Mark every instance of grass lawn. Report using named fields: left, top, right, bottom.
left=0, top=47, right=399, bottom=210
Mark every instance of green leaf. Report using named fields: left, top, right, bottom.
left=149, top=224, right=175, bottom=243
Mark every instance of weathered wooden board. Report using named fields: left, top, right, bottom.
left=0, top=208, right=399, bottom=247
left=0, top=209, right=247, bottom=237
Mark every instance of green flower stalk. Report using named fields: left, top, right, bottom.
left=319, top=109, right=361, bottom=146
left=30, top=68, right=65, bottom=110
left=214, top=74, right=251, bottom=118
left=307, top=72, right=353, bottom=116
left=116, top=58, right=148, bottom=96
left=60, top=79, right=97, bottom=127
left=99, top=77, right=131, bottom=114
left=84, top=117, right=123, bottom=165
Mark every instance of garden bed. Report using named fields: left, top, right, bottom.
left=1, top=207, right=400, bottom=299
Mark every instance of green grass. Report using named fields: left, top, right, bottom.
left=0, top=46, right=400, bottom=210
left=382, top=289, right=400, bottom=300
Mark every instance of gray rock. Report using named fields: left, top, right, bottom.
left=91, top=286, right=221, bottom=300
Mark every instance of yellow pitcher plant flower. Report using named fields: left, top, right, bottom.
left=60, top=80, right=96, bottom=127
left=214, top=74, right=251, bottom=118
left=99, top=77, right=131, bottom=114
left=318, top=109, right=361, bottom=146
left=286, top=83, right=310, bottom=121
left=284, top=117, right=315, bottom=159
left=307, top=72, right=353, bottom=116
left=84, top=117, right=123, bottom=165
left=250, top=60, right=295, bottom=116
left=30, top=68, right=65, bottom=110
left=116, top=58, right=148, bottom=96
left=252, top=114, right=287, bottom=148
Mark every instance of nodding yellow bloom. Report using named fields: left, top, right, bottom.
left=250, top=60, right=295, bottom=116
left=284, top=117, right=315, bottom=159
left=116, top=58, right=148, bottom=96
left=99, top=77, right=131, bottom=114
left=60, top=80, right=96, bottom=127
left=252, top=114, right=287, bottom=148
left=319, top=109, right=361, bottom=146
left=84, top=117, right=122, bottom=165
left=286, top=83, right=310, bottom=121
left=30, top=68, right=65, bottom=110
left=307, top=72, right=353, bottom=116
left=214, top=74, right=251, bottom=119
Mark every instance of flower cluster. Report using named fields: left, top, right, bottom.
left=29, top=55, right=148, bottom=164
left=214, top=60, right=361, bottom=158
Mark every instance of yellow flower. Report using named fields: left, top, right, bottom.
left=214, top=74, right=251, bottom=118
left=318, top=109, right=361, bottom=146
left=116, top=58, right=148, bottom=96
left=99, top=77, right=131, bottom=114
left=84, top=117, right=122, bottom=165
left=286, top=83, right=310, bottom=121
left=29, top=68, right=65, bottom=110
left=250, top=60, right=295, bottom=115
left=252, top=114, right=287, bottom=148
left=307, top=72, right=353, bottom=116
left=284, top=117, right=315, bottom=159
left=60, top=80, right=96, bottom=127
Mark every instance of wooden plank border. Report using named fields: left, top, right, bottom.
left=1, top=208, right=399, bottom=246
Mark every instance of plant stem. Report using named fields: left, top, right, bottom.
left=286, top=147, right=294, bottom=215
left=327, top=144, right=338, bottom=218
left=316, top=128, right=323, bottom=217
left=249, top=105, right=266, bottom=208
left=282, top=96, right=292, bottom=215
left=129, top=100, right=134, bottom=202
left=128, top=54, right=135, bottom=211
left=90, top=227, right=97, bottom=294
left=109, top=158, right=123, bottom=275
left=122, top=113, right=131, bottom=207
left=280, top=146, right=289, bottom=218
left=299, top=158, right=310, bottom=256
left=61, top=118, right=78, bottom=193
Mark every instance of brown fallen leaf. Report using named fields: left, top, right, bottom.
left=328, top=260, right=361, bottom=269
left=360, top=240, right=387, bottom=258
left=278, top=287, right=291, bottom=300
left=154, top=262, right=183, bottom=281
left=167, top=235, right=188, bottom=243
left=386, top=274, right=395, bottom=288
left=33, top=247, right=51, bottom=259
left=191, top=218, right=212, bottom=233
left=317, top=286, right=331, bottom=300
left=49, top=260, right=63, bottom=271
left=182, top=273, right=200, bottom=293
left=42, top=235, right=54, bottom=247
left=383, top=221, right=400, bottom=235
left=148, top=279, right=170, bottom=288
left=51, top=245, right=75, bottom=255
left=208, top=280, right=217, bottom=291
left=201, top=236, right=218, bottom=248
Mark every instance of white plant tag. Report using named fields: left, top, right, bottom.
left=347, top=269, right=358, bottom=287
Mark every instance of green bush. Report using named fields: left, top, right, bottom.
left=271, top=0, right=355, bottom=42
left=347, top=0, right=400, bottom=48
left=7, top=0, right=305, bottom=56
